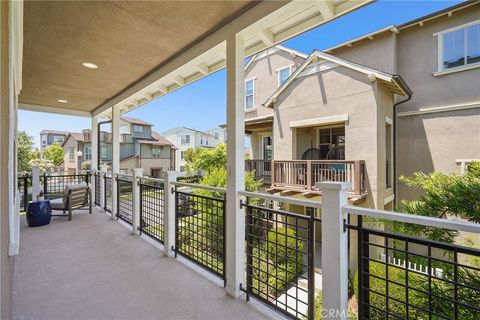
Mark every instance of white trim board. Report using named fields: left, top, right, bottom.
left=397, top=103, right=480, bottom=117
left=289, top=114, right=349, bottom=128
left=19, top=103, right=92, bottom=117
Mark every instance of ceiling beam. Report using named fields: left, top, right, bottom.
left=19, top=103, right=91, bottom=117
left=257, top=28, right=275, bottom=46
left=196, top=63, right=210, bottom=75
left=173, top=76, right=185, bottom=86
left=315, top=0, right=335, bottom=19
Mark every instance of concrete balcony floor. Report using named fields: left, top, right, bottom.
left=14, top=209, right=271, bottom=320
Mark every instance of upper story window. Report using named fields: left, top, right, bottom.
left=278, top=66, right=291, bottom=86
left=69, top=147, right=75, bottom=162
left=214, top=132, right=219, bottom=140
left=245, top=79, right=254, bottom=109
left=133, top=125, right=144, bottom=133
left=53, top=136, right=64, bottom=144
left=84, top=146, right=92, bottom=160
left=437, top=21, right=480, bottom=72
left=200, top=136, right=203, bottom=145
left=120, top=125, right=127, bottom=134
left=181, top=134, right=190, bottom=144
left=180, top=151, right=185, bottom=159
left=152, top=147, right=161, bottom=159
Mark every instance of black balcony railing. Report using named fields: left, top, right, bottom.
left=139, top=181, right=165, bottom=243
left=104, top=175, right=112, bottom=213
left=116, top=177, right=133, bottom=224
left=43, top=173, right=89, bottom=199
left=17, top=173, right=31, bottom=212
left=174, top=189, right=226, bottom=281
left=242, top=200, right=317, bottom=320
left=348, top=216, right=480, bottom=320
left=94, top=172, right=100, bottom=206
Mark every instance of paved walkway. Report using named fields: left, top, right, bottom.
left=13, top=209, right=271, bottom=320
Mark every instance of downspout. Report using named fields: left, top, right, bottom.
left=392, top=75, right=412, bottom=207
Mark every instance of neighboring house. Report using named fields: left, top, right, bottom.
left=163, top=127, right=223, bottom=172
left=39, top=129, right=70, bottom=152
left=62, top=116, right=175, bottom=177
left=244, top=2, right=480, bottom=211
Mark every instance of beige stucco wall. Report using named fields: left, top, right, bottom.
left=244, top=49, right=305, bottom=121
left=329, top=5, right=480, bottom=203
left=119, top=157, right=172, bottom=177
left=62, top=138, right=78, bottom=173
left=273, top=66, right=395, bottom=209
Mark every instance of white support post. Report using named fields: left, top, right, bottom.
left=319, top=182, right=351, bottom=319
left=91, top=116, right=99, bottom=204
left=31, top=166, right=40, bottom=202
left=164, top=171, right=178, bottom=257
left=225, top=33, right=245, bottom=298
left=132, top=168, right=144, bottom=235
left=100, top=164, right=108, bottom=213
left=111, top=106, right=120, bottom=220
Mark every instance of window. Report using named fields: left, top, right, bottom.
left=206, top=137, right=208, bottom=146
left=42, top=140, right=47, bottom=146
left=133, top=125, right=144, bottom=133
left=318, top=127, right=345, bottom=160
left=152, top=147, right=161, bottom=159
left=120, top=125, right=127, bottom=134
left=245, top=79, right=254, bottom=109
left=181, top=134, right=190, bottom=144
left=53, top=136, right=64, bottom=144
left=180, top=151, right=185, bottom=160
left=214, top=132, right=219, bottom=140
left=278, top=66, right=291, bottom=86
left=438, top=22, right=480, bottom=71
left=200, top=136, right=203, bottom=144
left=69, top=147, right=75, bottom=162
left=84, top=146, right=92, bottom=160
left=100, top=146, right=108, bottom=159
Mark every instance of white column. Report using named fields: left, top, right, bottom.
left=225, top=33, right=245, bottom=298
left=319, top=181, right=350, bottom=319
left=91, top=116, right=99, bottom=204
left=100, top=164, right=109, bottom=213
left=111, top=106, right=120, bottom=220
left=31, top=166, right=40, bottom=202
left=164, top=171, right=178, bottom=257
left=132, top=168, right=144, bottom=235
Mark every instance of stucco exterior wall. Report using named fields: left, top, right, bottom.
left=62, top=138, right=79, bottom=173
left=273, top=66, right=394, bottom=209
left=244, top=49, right=305, bottom=121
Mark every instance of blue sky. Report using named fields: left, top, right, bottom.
left=19, top=0, right=461, bottom=148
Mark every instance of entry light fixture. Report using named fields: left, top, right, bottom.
left=82, top=62, right=98, bottom=69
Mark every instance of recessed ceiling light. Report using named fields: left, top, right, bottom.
left=57, top=99, right=68, bottom=103
left=82, top=62, right=98, bottom=69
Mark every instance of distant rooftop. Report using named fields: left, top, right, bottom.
left=121, top=116, right=153, bottom=126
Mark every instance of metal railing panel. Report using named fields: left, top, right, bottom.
left=104, top=175, right=112, bottom=213
left=43, top=173, right=89, bottom=199
left=139, top=181, right=165, bottom=243
left=116, top=178, right=133, bottom=224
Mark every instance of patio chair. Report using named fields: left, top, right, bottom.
left=50, top=184, right=92, bottom=221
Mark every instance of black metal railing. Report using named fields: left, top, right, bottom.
left=349, top=216, right=480, bottom=320
left=174, top=189, right=226, bottom=280
left=94, top=172, right=100, bottom=206
left=17, top=174, right=31, bottom=212
left=139, top=181, right=165, bottom=243
left=104, top=175, right=112, bottom=213
left=43, top=173, right=89, bottom=200
left=116, top=177, right=133, bottom=224
left=241, top=200, right=316, bottom=320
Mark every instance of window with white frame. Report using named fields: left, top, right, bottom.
left=152, top=147, right=161, bottom=158
left=278, top=66, right=291, bottom=86
left=120, top=125, right=127, bottom=134
left=69, top=147, right=75, bottom=162
left=438, top=21, right=480, bottom=71
left=133, top=124, right=144, bottom=133
left=180, top=151, right=185, bottom=159
left=214, top=132, right=219, bottom=139
left=181, top=134, right=190, bottom=144
left=245, top=79, right=254, bottom=109
left=84, top=146, right=92, bottom=160
left=53, top=135, right=64, bottom=144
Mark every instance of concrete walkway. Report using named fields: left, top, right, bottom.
left=13, top=209, right=271, bottom=320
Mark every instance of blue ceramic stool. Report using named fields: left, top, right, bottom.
left=26, top=200, right=52, bottom=227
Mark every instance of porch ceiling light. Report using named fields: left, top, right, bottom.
left=82, top=62, right=98, bottom=69
left=57, top=99, right=68, bottom=103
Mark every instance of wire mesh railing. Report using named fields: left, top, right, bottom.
left=17, top=173, right=31, bottom=212
left=94, top=172, right=100, bottom=206
left=43, top=173, right=89, bottom=200
left=139, top=180, right=165, bottom=243
left=241, top=199, right=317, bottom=320
left=116, top=177, right=133, bottom=224
left=173, top=187, right=226, bottom=280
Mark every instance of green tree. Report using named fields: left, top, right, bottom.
left=43, top=143, right=64, bottom=167
left=17, top=131, right=37, bottom=172
left=184, top=144, right=227, bottom=173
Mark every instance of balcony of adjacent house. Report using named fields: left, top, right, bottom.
left=246, top=125, right=366, bottom=201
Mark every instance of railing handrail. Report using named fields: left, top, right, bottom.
left=171, top=181, right=227, bottom=193
left=138, top=176, right=165, bottom=183
left=238, top=190, right=321, bottom=208
left=343, top=205, right=480, bottom=234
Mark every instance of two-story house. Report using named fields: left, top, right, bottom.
left=62, top=116, right=175, bottom=177
left=245, top=1, right=479, bottom=211
left=163, top=127, right=223, bottom=172
left=39, top=129, right=71, bottom=153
